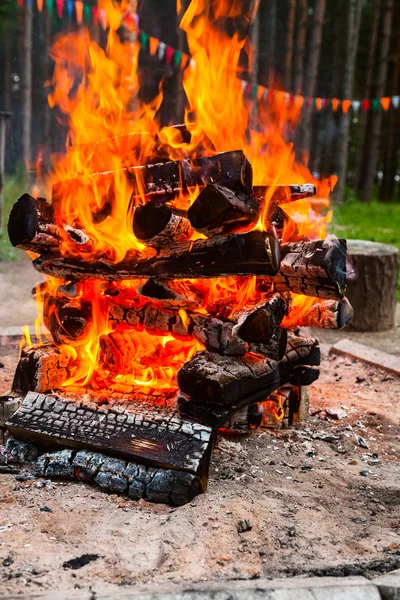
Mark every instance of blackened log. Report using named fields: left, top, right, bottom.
left=33, top=231, right=281, bottom=279
left=8, top=194, right=89, bottom=253
left=273, top=237, right=347, bottom=299
left=12, top=343, right=76, bottom=395
left=34, top=449, right=202, bottom=506
left=177, top=336, right=320, bottom=427
left=7, top=392, right=215, bottom=488
left=132, top=203, right=192, bottom=247
left=253, top=183, right=316, bottom=204
left=233, top=293, right=288, bottom=342
left=137, top=278, right=201, bottom=309
left=285, top=297, right=354, bottom=329
left=52, top=150, right=253, bottom=204
left=187, top=183, right=260, bottom=234
left=43, top=297, right=92, bottom=346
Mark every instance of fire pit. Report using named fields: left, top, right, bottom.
left=2, top=2, right=353, bottom=506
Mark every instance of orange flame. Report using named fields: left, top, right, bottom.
left=33, top=0, right=333, bottom=393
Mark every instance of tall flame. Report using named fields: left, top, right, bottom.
left=33, top=0, right=333, bottom=393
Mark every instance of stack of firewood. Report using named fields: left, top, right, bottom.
left=8, top=147, right=351, bottom=432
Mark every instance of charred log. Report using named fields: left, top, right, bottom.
left=177, top=335, right=320, bottom=426
left=233, top=293, right=288, bottom=343
left=34, top=449, right=203, bottom=506
left=52, top=150, right=253, bottom=205
left=12, top=343, right=76, bottom=395
left=33, top=231, right=281, bottom=280
left=132, top=203, right=191, bottom=247
left=137, top=278, right=201, bottom=309
left=286, top=297, right=354, bottom=329
left=7, top=392, right=215, bottom=488
left=187, top=183, right=260, bottom=235
left=253, top=183, right=316, bottom=205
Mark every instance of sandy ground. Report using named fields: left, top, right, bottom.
left=0, top=345, right=399, bottom=596
left=0, top=257, right=44, bottom=328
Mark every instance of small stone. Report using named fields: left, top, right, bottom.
left=237, top=519, right=252, bottom=533
left=356, top=436, right=369, bottom=449
left=288, top=525, right=296, bottom=537
left=0, top=362, right=4, bottom=368
left=2, top=555, right=13, bottom=567
left=355, top=377, right=366, bottom=383
left=351, top=516, right=368, bottom=524
left=325, top=407, right=348, bottom=420
left=40, top=506, right=53, bottom=512
left=360, top=471, right=369, bottom=477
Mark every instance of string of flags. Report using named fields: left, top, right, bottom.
left=26, top=0, right=400, bottom=113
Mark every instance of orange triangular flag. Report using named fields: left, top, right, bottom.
left=257, top=86, right=264, bottom=102
left=149, top=37, right=159, bottom=56
left=381, top=97, right=391, bottom=111
left=315, top=97, right=322, bottom=111
left=75, top=0, right=83, bottom=24
left=37, top=0, right=43, bottom=11
left=332, top=98, right=339, bottom=112
left=342, top=99, right=351, bottom=113
left=294, top=95, right=304, bottom=110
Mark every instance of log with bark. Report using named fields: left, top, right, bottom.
left=177, top=334, right=320, bottom=406
left=106, top=295, right=287, bottom=360
left=136, top=278, right=201, bottom=309
left=177, top=335, right=320, bottom=427
left=285, top=297, right=354, bottom=329
left=33, top=230, right=281, bottom=279
left=187, top=183, right=260, bottom=235
left=34, top=448, right=203, bottom=506
left=52, top=150, right=253, bottom=205
left=132, top=203, right=192, bottom=247
left=274, top=237, right=347, bottom=299
left=8, top=194, right=89, bottom=253
left=252, top=183, right=316, bottom=205
left=7, top=392, right=215, bottom=490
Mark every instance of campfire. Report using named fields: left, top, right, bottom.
left=3, top=1, right=352, bottom=505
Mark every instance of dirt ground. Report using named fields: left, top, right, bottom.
left=0, top=344, right=399, bottom=596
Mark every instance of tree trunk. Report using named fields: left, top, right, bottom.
left=293, top=0, right=307, bottom=94
left=359, top=0, right=394, bottom=203
left=353, top=0, right=381, bottom=195
left=333, top=0, right=362, bottom=203
left=298, top=0, right=327, bottom=160
left=22, top=0, right=33, bottom=175
left=284, top=0, right=296, bottom=91
left=379, top=1, right=400, bottom=202
left=43, top=2, right=52, bottom=167
left=267, top=0, right=277, bottom=85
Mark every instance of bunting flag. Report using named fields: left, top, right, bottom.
left=25, top=2, right=400, bottom=114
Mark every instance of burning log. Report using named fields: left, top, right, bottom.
left=177, top=335, right=320, bottom=427
left=287, top=297, right=354, bottom=329
left=8, top=194, right=89, bottom=253
left=107, top=298, right=287, bottom=359
left=52, top=149, right=253, bottom=204
left=7, top=392, right=215, bottom=489
left=252, top=183, right=316, bottom=206
left=177, top=335, right=320, bottom=406
left=12, top=343, right=76, bottom=395
left=136, top=278, right=201, bottom=309
left=43, top=297, right=92, bottom=346
left=274, top=237, right=347, bottom=299
left=187, top=183, right=260, bottom=235
left=132, top=203, right=192, bottom=247
left=33, top=230, right=281, bottom=279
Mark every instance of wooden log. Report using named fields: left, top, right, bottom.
left=285, top=297, right=354, bottom=329
left=177, top=335, right=320, bottom=406
left=107, top=293, right=287, bottom=358
left=137, top=278, right=201, bottom=309
left=273, top=237, right=347, bottom=299
left=8, top=194, right=89, bottom=253
left=252, top=183, right=316, bottom=204
left=52, top=150, right=253, bottom=204
left=177, top=335, right=320, bottom=427
left=12, top=343, right=76, bottom=395
left=7, top=392, right=215, bottom=488
left=34, top=449, right=203, bottom=506
left=43, top=296, right=92, bottom=346
left=345, top=240, right=398, bottom=331
left=187, top=183, right=260, bottom=235
left=33, top=230, right=281, bottom=279
left=132, top=203, right=192, bottom=247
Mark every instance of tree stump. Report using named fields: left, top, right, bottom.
left=346, top=240, right=398, bottom=331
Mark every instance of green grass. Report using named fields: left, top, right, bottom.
left=0, top=176, right=26, bottom=261
left=329, top=198, right=400, bottom=300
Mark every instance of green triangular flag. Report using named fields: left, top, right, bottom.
left=84, top=4, right=91, bottom=22
left=140, top=32, right=149, bottom=48
left=46, top=0, right=54, bottom=12
left=312, top=97, right=317, bottom=109
left=250, top=83, right=258, bottom=101
left=173, top=50, right=182, bottom=68
left=328, top=100, right=333, bottom=111
left=371, top=98, right=380, bottom=111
